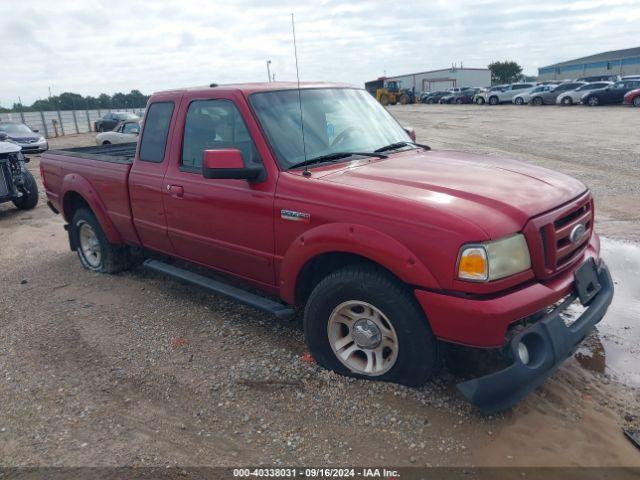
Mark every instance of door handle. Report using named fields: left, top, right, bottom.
left=167, top=184, right=184, bottom=198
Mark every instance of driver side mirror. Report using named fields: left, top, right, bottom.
left=403, top=127, right=416, bottom=142
left=202, top=149, right=264, bottom=181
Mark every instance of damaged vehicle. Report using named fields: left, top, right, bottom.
left=0, top=132, right=39, bottom=211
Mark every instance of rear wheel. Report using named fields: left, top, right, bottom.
left=455, top=98, right=463, bottom=104
left=561, top=96, right=573, bottom=105
left=71, top=208, right=132, bottom=273
left=587, top=96, right=600, bottom=106
left=304, top=265, right=439, bottom=386
left=379, top=94, right=389, bottom=106
left=488, top=96, right=499, bottom=105
left=476, top=97, right=485, bottom=105
left=399, top=94, right=409, bottom=105
left=514, top=97, right=524, bottom=105
left=427, top=98, right=435, bottom=104
left=12, top=169, right=39, bottom=210
left=633, top=96, right=640, bottom=107
left=531, top=96, right=543, bottom=106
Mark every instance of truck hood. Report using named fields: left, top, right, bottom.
left=318, top=149, right=587, bottom=238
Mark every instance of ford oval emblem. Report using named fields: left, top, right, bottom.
left=569, top=223, right=587, bottom=244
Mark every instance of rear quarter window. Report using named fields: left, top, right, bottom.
left=139, top=102, right=175, bottom=163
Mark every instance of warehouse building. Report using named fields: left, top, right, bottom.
left=365, top=67, right=491, bottom=95
left=538, top=46, right=640, bottom=81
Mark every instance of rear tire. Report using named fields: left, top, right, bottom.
left=514, top=97, right=524, bottom=105
left=71, top=208, right=132, bottom=273
left=476, top=97, right=485, bottom=105
left=531, top=96, right=543, bottom=106
left=379, top=94, right=389, bottom=106
left=303, top=265, right=439, bottom=387
left=455, top=98, right=463, bottom=104
left=633, top=96, right=640, bottom=107
left=399, top=94, right=409, bottom=105
left=12, top=169, right=39, bottom=210
left=561, top=96, right=572, bottom=105
left=587, top=96, right=600, bottom=106
left=488, top=96, right=499, bottom=105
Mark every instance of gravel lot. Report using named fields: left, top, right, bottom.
left=1, top=104, right=639, bottom=469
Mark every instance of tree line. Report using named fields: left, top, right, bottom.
left=0, top=90, right=149, bottom=113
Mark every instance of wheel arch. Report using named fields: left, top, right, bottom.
left=61, top=175, right=123, bottom=245
left=279, top=223, right=441, bottom=306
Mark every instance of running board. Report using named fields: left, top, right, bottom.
left=143, top=259, right=295, bottom=320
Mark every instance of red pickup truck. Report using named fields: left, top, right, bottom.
left=41, top=82, right=613, bottom=412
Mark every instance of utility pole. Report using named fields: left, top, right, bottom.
left=266, top=60, right=272, bottom=82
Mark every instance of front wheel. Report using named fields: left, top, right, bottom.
left=514, top=97, right=524, bottom=105
left=12, top=169, right=39, bottom=210
left=71, top=208, right=132, bottom=273
left=303, top=265, right=439, bottom=386
left=476, top=97, right=485, bottom=105
left=561, top=96, right=573, bottom=105
left=488, top=96, right=499, bottom=105
left=531, top=96, right=543, bottom=106
left=633, top=96, right=640, bottom=107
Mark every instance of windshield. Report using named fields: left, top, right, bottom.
left=116, top=113, right=138, bottom=120
left=250, top=88, right=410, bottom=169
left=0, top=123, right=32, bottom=134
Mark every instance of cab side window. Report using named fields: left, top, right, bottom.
left=181, top=100, right=262, bottom=170
left=139, top=102, right=174, bottom=163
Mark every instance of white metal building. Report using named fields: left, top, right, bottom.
left=382, top=67, right=491, bottom=93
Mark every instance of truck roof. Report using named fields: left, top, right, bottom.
left=153, top=81, right=356, bottom=96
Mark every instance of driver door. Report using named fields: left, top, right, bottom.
left=162, top=92, right=278, bottom=287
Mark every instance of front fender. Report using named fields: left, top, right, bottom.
left=278, top=222, right=441, bottom=304
left=61, top=173, right=123, bottom=244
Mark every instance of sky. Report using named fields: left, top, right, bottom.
left=1, top=0, right=639, bottom=107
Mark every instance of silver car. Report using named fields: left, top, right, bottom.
left=0, top=122, right=48, bottom=153
left=513, top=84, right=556, bottom=105
left=479, top=83, right=537, bottom=105
left=556, top=82, right=612, bottom=105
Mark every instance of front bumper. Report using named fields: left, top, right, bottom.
left=15, top=140, right=48, bottom=153
left=457, top=261, right=613, bottom=413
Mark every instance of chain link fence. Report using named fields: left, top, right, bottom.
left=0, top=108, right=144, bottom=138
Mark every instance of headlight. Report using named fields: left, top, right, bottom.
left=458, top=233, right=531, bottom=281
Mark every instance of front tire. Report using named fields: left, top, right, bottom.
left=514, top=97, right=524, bottom=105
left=71, top=208, right=132, bottom=273
left=476, top=97, right=485, bottom=105
left=303, top=265, right=438, bottom=387
left=12, top=169, right=39, bottom=210
left=488, top=96, right=499, bottom=105
left=561, top=96, right=573, bottom=105
left=633, top=96, right=640, bottom=107
left=531, top=96, right=543, bottom=106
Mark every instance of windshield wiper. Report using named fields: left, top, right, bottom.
left=374, top=141, right=431, bottom=153
left=290, top=151, right=388, bottom=170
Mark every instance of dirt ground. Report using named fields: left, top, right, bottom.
left=1, top=104, right=639, bottom=470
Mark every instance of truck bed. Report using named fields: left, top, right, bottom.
left=41, top=143, right=140, bottom=245
left=46, top=143, right=136, bottom=164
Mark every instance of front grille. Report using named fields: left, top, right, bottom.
left=0, top=162, right=11, bottom=198
left=525, top=193, right=593, bottom=279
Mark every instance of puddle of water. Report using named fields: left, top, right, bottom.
left=570, top=238, right=640, bottom=386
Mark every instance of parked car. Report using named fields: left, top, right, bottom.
left=421, top=91, right=449, bottom=104
left=95, top=120, right=141, bottom=145
left=474, top=85, right=504, bottom=104
left=452, top=88, right=481, bottom=104
left=0, top=122, right=48, bottom=153
left=623, top=88, right=640, bottom=107
left=439, top=93, right=455, bottom=104
left=556, top=82, right=612, bottom=105
left=94, top=112, right=140, bottom=132
left=529, top=82, right=586, bottom=105
left=513, top=85, right=555, bottom=105
left=480, top=83, right=536, bottom=105
left=576, top=74, right=620, bottom=83
left=0, top=132, right=39, bottom=210
left=40, top=82, right=614, bottom=413
left=581, top=79, right=640, bottom=106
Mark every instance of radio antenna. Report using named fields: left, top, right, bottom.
left=291, top=13, right=309, bottom=175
